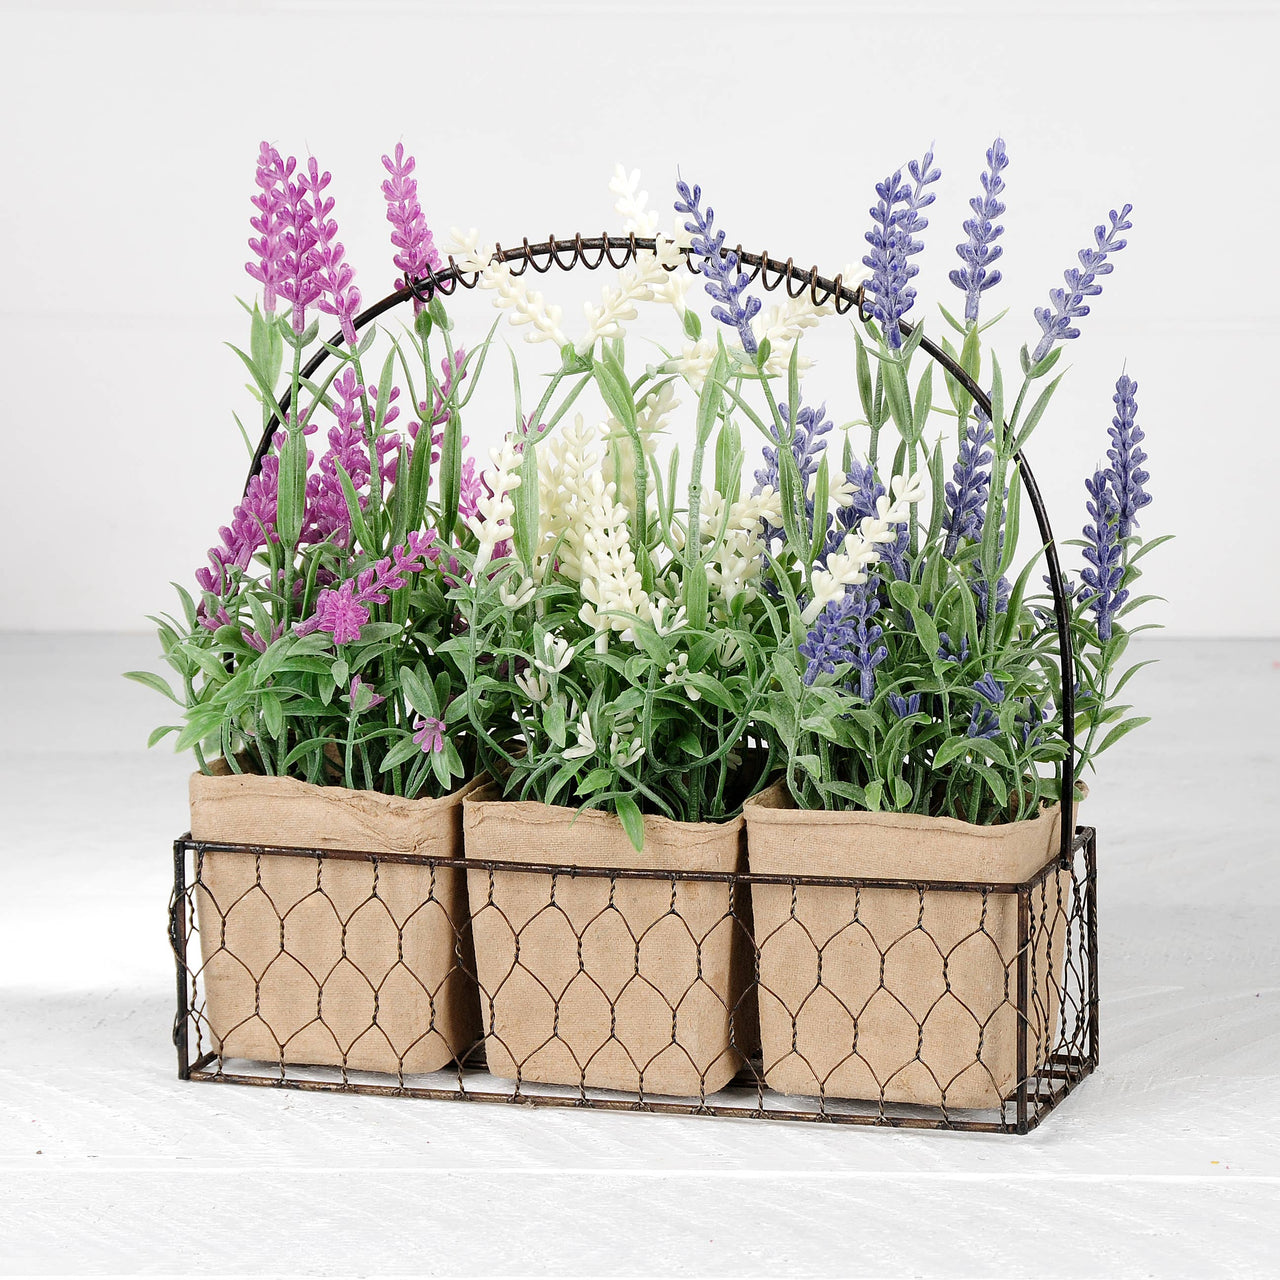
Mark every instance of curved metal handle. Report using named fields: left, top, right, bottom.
left=246, top=233, right=1076, bottom=858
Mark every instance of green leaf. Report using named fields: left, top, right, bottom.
left=682, top=308, right=703, bottom=341
left=594, top=352, right=636, bottom=429
left=912, top=363, right=934, bottom=439
left=1097, top=715, right=1151, bottom=755
left=578, top=767, right=613, bottom=795
left=147, top=724, right=180, bottom=748
left=1010, top=372, right=1065, bottom=454
left=124, top=670, right=180, bottom=703
left=933, top=736, right=972, bottom=770
left=615, top=794, right=645, bottom=852
left=438, top=409, right=463, bottom=543
left=512, top=435, right=540, bottom=574
left=684, top=560, right=709, bottom=632
left=275, top=429, right=307, bottom=550
left=380, top=734, right=423, bottom=773
left=855, top=330, right=874, bottom=424
left=335, top=462, right=374, bottom=552
left=400, top=664, right=438, bottom=717
left=260, top=691, right=283, bottom=740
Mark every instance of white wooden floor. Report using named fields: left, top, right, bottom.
left=1, top=634, right=1277, bottom=1278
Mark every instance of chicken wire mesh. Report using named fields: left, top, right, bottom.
left=169, top=826, right=1097, bottom=1134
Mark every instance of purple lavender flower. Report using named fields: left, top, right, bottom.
left=413, top=348, right=468, bottom=442
left=1016, top=696, right=1046, bottom=749
left=246, top=142, right=291, bottom=312
left=304, top=369, right=371, bottom=545
left=949, top=138, right=1008, bottom=324
left=299, top=157, right=362, bottom=345
left=1030, top=205, right=1133, bottom=364
left=1080, top=469, right=1128, bottom=642
left=888, top=691, right=922, bottom=719
left=824, top=460, right=910, bottom=581
left=1106, top=374, right=1150, bottom=538
left=347, top=676, right=386, bottom=710
left=937, top=631, right=970, bottom=665
left=973, top=570, right=1011, bottom=627
left=674, top=177, right=761, bottom=354
left=943, top=408, right=995, bottom=557
left=382, top=143, right=442, bottom=310
left=798, top=583, right=887, bottom=700
left=862, top=148, right=942, bottom=350
left=196, top=435, right=288, bottom=612
left=273, top=155, right=324, bottom=335
left=966, top=673, right=1005, bottom=739
left=412, top=715, right=446, bottom=754
left=294, top=530, right=440, bottom=646
left=753, top=399, right=833, bottom=507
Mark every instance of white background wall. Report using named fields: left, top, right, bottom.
left=1, top=0, right=1277, bottom=636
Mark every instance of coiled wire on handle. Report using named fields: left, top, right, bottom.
left=246, top=233, right=1077, bottom=860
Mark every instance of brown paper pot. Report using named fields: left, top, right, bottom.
left=744, top=781, right=1079, bottom=1109
left=462, top=784, right=754, bottom=1095
left=189, top=763, right=484, bottom=1075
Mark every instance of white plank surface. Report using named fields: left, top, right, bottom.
left=1, top=633, right=1277, bottom=1276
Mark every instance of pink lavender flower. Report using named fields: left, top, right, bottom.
left=293, top=530, right=440, bottom=646
left=242, top=621, right=285, bottom=653
left=348, top=676, right=386, bottom=709
left=195, top=442, right=284, bottom=611
left=246, top=142, right=292, bottom=312
left=276, top=156, right=323, bottom=334
left=381, top=143, right=442, bottom=309
left=412, top=715, right=446, bottom=754
left=300, top=157, right=362, bottom=344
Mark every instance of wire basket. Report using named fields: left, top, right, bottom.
left=169, top=234, right=1098, bottom=1134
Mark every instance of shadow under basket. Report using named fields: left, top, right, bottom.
left=743, top=782, right=1085, bottom=1110
left=186, top=765, right=484, bottom=1076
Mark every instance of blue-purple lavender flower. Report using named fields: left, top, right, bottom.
left=1016, top=696, right=1046, bottom=750
left=949, top=138, right=1008, bottom=325
left=1106, top=374, right=1150, bottom=538
left=942, top=408, right=995, bottom=557
left=821, top=460, right=909, bottom=580
left=973, top=570, right=1011, bottom=627
left=798, top=584, right=887, bottom=700
left=674, top=178, right=760, bottom=354
left=862, top=148, right=942, bottom=350
left=1030, top=205, right=1133, bottom=364
left=937, top=631, right=970, bottom=665
left=754, top=400, right=833, bottom=495
left=966, top=673, right=1005, bottom=739
left=888, top=691, right=922, bottom=719
left=1080, top=470, right=1128, bottom=642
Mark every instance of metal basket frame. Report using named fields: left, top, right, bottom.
left=168, top=234, right=1099, bottom=1135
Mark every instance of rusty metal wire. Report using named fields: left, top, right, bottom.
left=170, top=829, right=1097, bottom=1134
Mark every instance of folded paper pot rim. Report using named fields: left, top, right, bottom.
left=188, top=763, right=485, bottom=1075
left=462, top=783, right=755, bottom=1095
left=743, top=780, right=1083, bottom=1109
